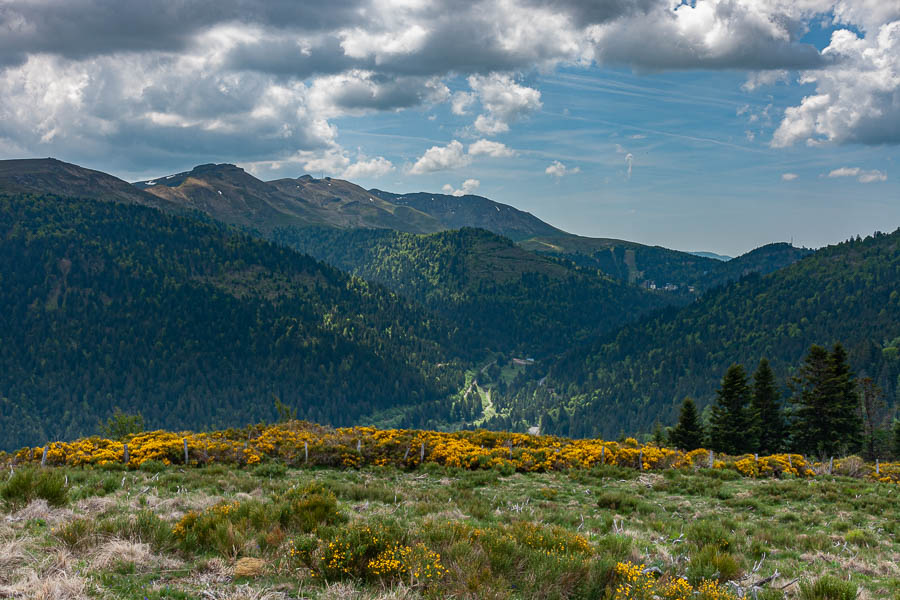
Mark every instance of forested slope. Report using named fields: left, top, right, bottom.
left=0, top=194, right=468, bottom=450
left=491, top=231, right=900, bottom=438
left=272, top=226, right=673, bottom=355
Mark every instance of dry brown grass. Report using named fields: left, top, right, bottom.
left=9, top=500, right=74, bottom=525
left=318, top=582, right=421, bottom=600
left=233, top=556, right=266, bottom=578
left=0, top=568, right=87, bottom=600
left=0, top=537, right=31, bottom=584
left=74, top=495, right=117, bottom=516
left=90, top=539, right=153, bottom=571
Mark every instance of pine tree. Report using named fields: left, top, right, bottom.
left=827, top=344, right=862, bottom=454
left=709, top=364, right=752, bottom=455
left=669, top=397, right=704, bottom=451
left=750, top=358, right=786, bottom=454
left=791, top=344, right=831, bottom=454
left=791, top=343, right=862, bottom=456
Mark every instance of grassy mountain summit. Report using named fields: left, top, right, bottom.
left=369, top=189, right=567, bottom=241
left=494, top=230, right=900, bottom=438
left=0, top=193, right=470, bottom=450
left=0, top=158, right=179, bottom=211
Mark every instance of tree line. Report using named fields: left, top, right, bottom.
left=667, top=343, right=900, bottom=459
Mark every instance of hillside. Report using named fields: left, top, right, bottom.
left=137, top=165, right=558, bottom=238
left=0, top=193, right=471, bottom=450
left=491, top=231, right=900, bottom=438
left=519, top=235, right=810, bottom=294
left=519, top=234, right=718, bottom=293
left=272, top=226, right=673, bottom=355
left=702, top=242, right=813, bottom=290
left=1, top=423, right=898, bottom=600
left=136, top=163, right=324, bottom=231
left=0, top=158, right=179, bottom=211
left=268, top=175, right=443, bottom=233
left=370, top=189, right=566, bottom=241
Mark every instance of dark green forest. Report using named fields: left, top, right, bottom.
left=519, top=236, right=811, bottom=295
left=490, top=231, right=900, bottom=440
left=0, top=194, right=471, bottom=450
left=272, top=226, right=671, bottom=355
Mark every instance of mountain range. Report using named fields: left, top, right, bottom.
left=0, top=156, right=889, bottom=450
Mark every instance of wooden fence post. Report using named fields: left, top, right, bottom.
left=708, top=450, right=714, bottom=468
left=304, top=441, right=309, bottom=464
left=638, top=449, right=643, bottom=470
left=601, top=446, right=605, bottom=464
left=829, top=456, right=834, bottom=475
left=419, top=442, right=425, bottom=463
left=123, top=443, right=129, bottom=465
left=41, top=446, right=48, bottom=468
left=876, top=459, right=880, bottom=475
left=183, top=439, right=189, bottom=465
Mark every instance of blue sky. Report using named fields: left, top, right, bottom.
left=1, top=0, right=898, bottom=255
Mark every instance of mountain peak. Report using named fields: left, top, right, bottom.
left=0, top=157, right=175, bottom=210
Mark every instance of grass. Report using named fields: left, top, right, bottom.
left=0, top=463, right=898, bottom=599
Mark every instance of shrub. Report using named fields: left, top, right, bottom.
left=99, top=409, right=144, bottom=440
left=596, top=490, right=648, bottom=515
left=253, top=462, right=287, bottom=478
left=99, top=510, right=175, bottom=552
left=844, top=529, right=875, bottom=548
left=687, top=544, right=741, bottom=583
left=797, top=575, right=857, bottom=600
left=54, top=517, right=96, bottom=550
left=138, top=460, right=166, bottom=474
left=687, top=519, right=733, bottom=551
left=276, top=483, right=345, bottom=533
left=1, top=468, right=68, bottom=510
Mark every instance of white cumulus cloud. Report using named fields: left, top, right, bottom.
left=772, top=21, right=900, bottom=147
left=468, top=73, right=542, bottom=136
left=468, top=139, right=515, bottom=157
left=409, top=140, right=470, bottom=174
left=442, top=178, right=480, bottom=196
left=781, top=172, right=799, bottom=181
left=342, top=156, right=394, bottom=179
left=545, top=160, right=580, bottom=178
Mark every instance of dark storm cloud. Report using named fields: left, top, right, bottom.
left=0, top=0, right=369, bottom=66
left=224, top=35, right=363, bottom=79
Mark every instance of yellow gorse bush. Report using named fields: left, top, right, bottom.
left=613, top=562, right=738, bottom=600
left=5, top=421, right=899, bottom=484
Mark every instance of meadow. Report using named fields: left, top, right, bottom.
left=1, top=423, right=898, bottom=599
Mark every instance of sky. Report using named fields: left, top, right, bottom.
left=1, top=0, right=898, bottom=255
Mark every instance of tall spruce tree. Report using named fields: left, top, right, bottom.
left=791, top=344, right=830, bottom=454
left=750, top=358, right=786, bottom=454
left=827, top=344, right=863, bottom=454
left=669, top=397, right=704, bottom=451
left=791, top=343, right=862, bottom=456
left=709, top=364, right=752, bottom=455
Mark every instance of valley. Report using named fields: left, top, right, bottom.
left=0, top=157, right=896, bottom=463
